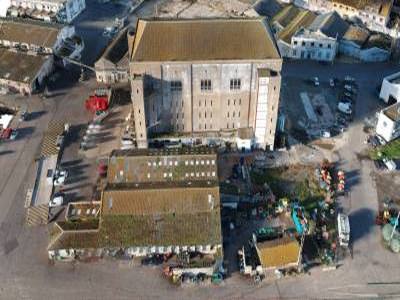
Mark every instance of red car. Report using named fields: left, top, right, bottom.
left=0, top=128, right=12, bottom=139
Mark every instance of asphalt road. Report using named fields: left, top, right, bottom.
left=1, top=1, right=400, bottom=297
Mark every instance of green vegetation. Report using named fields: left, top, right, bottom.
left=57, top=219, right=100, bottom=231
left=370, top=139, right=400, bottom=160
left=250, top=166, right=325, bottom=213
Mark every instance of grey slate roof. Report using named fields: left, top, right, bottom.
left=308, top=11, right=349, bottom=39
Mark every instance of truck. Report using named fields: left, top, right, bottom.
left=337, top=213, right=350, bottom=247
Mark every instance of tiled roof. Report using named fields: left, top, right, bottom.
left=277, top=10, right=316, bottom=44
left=256, top=236, right=300, bottom=269
left=271, top=5, right=302, bottom=28
left=102, top=184, right=220, bottom=215
left=131, top=18, right=280, bottom=62
left=99, top=211, right=222, bottom=247
left=0, top=18, right=61, bottom=48
left=0, top=49, right=49, bottom=84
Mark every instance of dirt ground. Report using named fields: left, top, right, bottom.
left=280, top=77, right=344, bottom=144
left=374, top=171, right=400, bottom=209
left=250, top=164, right=323, bottom=200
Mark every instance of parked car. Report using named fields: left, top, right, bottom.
left=368, top=135, right=380, bottom=147
left=313, top=77, right=320, bottom=86
left=121, top=137, right=134, bottom=145
left=338, top=102, right=352, bottom=115
left=56, top=134, right=64, bottom=149
left=49, top=192, right=64, bottom=207
left=10, top=130, right=18, bottom=140
left=53, top=169, right=68, bottom=186
left=375, top=134, right=387, bottom=145
left=19, top=110, right=28, bottom=121
left=382, top=158, right=397, bottom=171
left=329, top=78, right=335, bottom=87
left=344, top=76, right=355, bottom=82
left=321, top=130, right=331, bottom=138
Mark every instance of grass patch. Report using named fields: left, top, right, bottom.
left=370, top=139, right=400, bottom=160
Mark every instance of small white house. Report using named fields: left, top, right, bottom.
left=290, top=11, right=349, bottom=62
left=380, top=72, right=400, bottom=104
left=376, top=102, right=400, bottom=142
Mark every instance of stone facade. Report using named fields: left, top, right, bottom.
left=130, top=60, right=282, bottom=150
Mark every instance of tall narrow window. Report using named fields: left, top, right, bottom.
left=230, top=78, right=241, bottom=90
left=170, top=81, right=182, bottom=92
left=200, top=79, right=212, bottom=91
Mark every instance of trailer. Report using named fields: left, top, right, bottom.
left=337, top=213, right=350, bottom=247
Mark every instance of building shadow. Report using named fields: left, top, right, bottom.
left=349, top=207, right=375, bottom=243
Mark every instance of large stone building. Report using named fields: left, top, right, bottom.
left=48, top=148, right=223, bottom=270
left=128, top=18, right=283, bottom=151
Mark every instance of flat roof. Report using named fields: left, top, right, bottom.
left=107, top=150, right=218, bottom=184
left=131, top=18, right=281, bottom=62
left=256, top=236, right=300, bottom=269
left=383, top=101, right=400, bottom=121
left=34, top=155, right=57, bottom=207
left=0, top=49, right=49, bottom=84
left=0, top=18, right=61, bottom=48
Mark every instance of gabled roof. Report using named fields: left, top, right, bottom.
left=277, top=10, right=316, bottom=44
left=308, top=11, right=349, bottom=39
left=0, top=18, right=61, bottom=48
left=271, top=5, right=302, bottom=28
left=96, top=27, right=129, bottom=68
left=256, top=236, right=300, bottom=269
left=130, top=18, right=281, bottom=62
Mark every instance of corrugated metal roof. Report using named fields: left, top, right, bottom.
left=40, top=121, right=64, bottom=157
left=131, top=18, right=280, bottom=62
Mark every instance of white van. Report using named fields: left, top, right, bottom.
left=338, top=102, right=352, bottom=115
left=337, top=213, right=350, bottom=247
left=382, top=158, right=397, bottom=171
